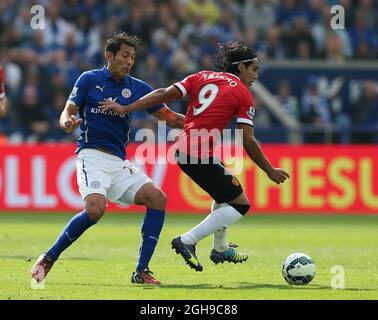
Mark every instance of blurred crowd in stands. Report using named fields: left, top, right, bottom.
left=0, top=0, right=377, bottom=143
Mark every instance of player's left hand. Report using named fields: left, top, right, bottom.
left=98, top=100, right=127, bottom=114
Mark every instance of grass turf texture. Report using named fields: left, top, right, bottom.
left=0, top=213, right=377, bottom=300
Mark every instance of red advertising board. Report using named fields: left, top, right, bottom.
left=0, top=144, right=377, bottom=214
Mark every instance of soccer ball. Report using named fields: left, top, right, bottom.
left=282, top=253, right=316, bottom=285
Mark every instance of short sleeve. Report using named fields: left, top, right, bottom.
left=236, top=94, right=255, bottom=126
left=67, top=72, right=90, bottom=108
left=173, top=73, right=197, bottom=97
left=0, top=66, right=5, bottom=99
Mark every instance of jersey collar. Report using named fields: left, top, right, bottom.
left=222, top=72, right=241, bottom=80
left=101, top=66, right=113, bottom=79
left=101, top=66, right=130, bottom=84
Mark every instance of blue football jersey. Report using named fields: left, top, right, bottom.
left=67, top=66, right=163, bottom=159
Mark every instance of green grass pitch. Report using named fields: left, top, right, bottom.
left=0, top=213, right=377, bottom=300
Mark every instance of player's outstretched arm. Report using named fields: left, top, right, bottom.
left=237, top=123, right=290, bottom=184
left=60, top=103, right=82, bottom=133
left=0, top=97, right=7, bottom=118
left=152, top=105, right=185, bottom=129
left=98, top=85, right=183, bottom=115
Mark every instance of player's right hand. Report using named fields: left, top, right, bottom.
left=62, top=115, right=82, bottom=132
left=267, top=168, right=290, bottom=184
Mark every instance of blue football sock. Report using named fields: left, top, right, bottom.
left=46, top=210, right=96, bottom=261
left=136, top=208, right=165, bottom=272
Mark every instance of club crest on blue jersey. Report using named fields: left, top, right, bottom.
left=122, top=88, right=132, bottom=98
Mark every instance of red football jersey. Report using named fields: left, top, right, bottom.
left=174, top=71, right=255, bottom=157
left=0, top=65, right=5, bottom=99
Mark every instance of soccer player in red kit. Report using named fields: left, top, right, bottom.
left=99, top=42, right=290, bottom=272
left=0, top=64, right=7, bottom=117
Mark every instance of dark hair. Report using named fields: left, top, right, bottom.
left=212, top=42, right=257, bottom=75
left=105, top=32, right=141, bottom=55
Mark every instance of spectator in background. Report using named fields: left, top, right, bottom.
left=0, top=62, right=21, bottom=142
left=260, top=26, right=285, bottom=59
left=266, top=80, right=299, bottom=140
left=218, top=0, right=244, bottom=31
left=0, top=64, right=7, bottom=118
left=282, top=16, right=315, bottom=58
left=325, top=32, right=347, bottom=62
left=311, top=5, right=352, bottom=59
left=209, top=8, right=241, bottom=43
left=64, top=31, right=81, bottom=64
left=77, top=0, right=104, bottom=23
left=104, top=0, right=130, bottom=26
left=339, top=0, right=354, bottom=29
left=46, top=91, right=75, bottom=141
left=0, top=57, right=22, bottom=122
left=244, top=27, right=257, bottom=48
left=275, top=0, right=298, bottom=28
left=118, top=1, right=159, bottom=44
left=18, top=84, right=50, bottom=142
left=297, top=40, right=312, bottom=60
left=178, top=12, right=211, bottom=49
left=199, top=52, right=213, bottom=70
left=28, top=31, right=52, bottom=65
left=47, top=47, right=82, bottom=90
left=45, top=70, right=68, bottom=104
left=43, top=2, right=74, bottom=48
left=354, top=41, right=373, bottom=60
left=137, top=53, right=167, bottom=90
left=351, top=80, right=378, bottom=143
left=243, top=0, right=274, bottom=36
left=13, top=7, right=35, bottom=45
left=168, top=48, right=197, bottom=80
left=186, top=0, right=220, bottom=25
left=74, top=14, right=101, bottom=68
left=359, top=0, right=377, bottom=30
left=0, top=0, right=19, bottom=32
left=149, top=29, right=177, bottom=74
left=300, top=76, right=333, bottom=143
left=348, top=9, right=376, bottom=59
left=276, top=80, right=299, bottom=119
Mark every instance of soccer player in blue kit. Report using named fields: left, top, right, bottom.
left=31, top=32, right=185, bottom=285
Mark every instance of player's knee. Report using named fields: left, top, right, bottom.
left=135, top=183, right=167, bottom=210
left=146, top=189, right=167, bottom=210
left=229, top=203, right=250, bottom=216
left=85, top=202, right=105, bottom=222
